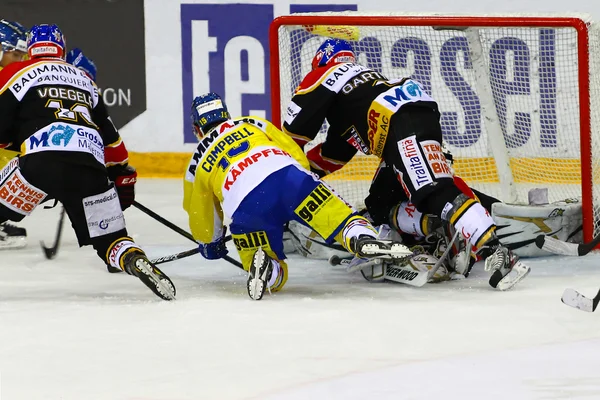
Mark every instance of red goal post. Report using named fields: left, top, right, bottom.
left=269, top=13, right=600, bottom=242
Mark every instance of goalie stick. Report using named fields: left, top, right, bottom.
left=535, top=233, right=600, bottom=256
left=561, top=287, right=600, bottom=312
left=329, top=255, right=429, bottom=287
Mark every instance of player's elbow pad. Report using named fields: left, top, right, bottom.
left=306, top=143, right=345, bottom=176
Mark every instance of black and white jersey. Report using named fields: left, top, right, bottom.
left=0, top=57, right=122, bottom=169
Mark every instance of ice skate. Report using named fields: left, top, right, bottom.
left=482, top=244, right=531, bottom=291
left=247, top=247, right=274, bottom=301
left=123, top=251, right=176, bottom=301
left=0, top=222, right=27, bottom=250
left=350, top=235, right=412, bottom=260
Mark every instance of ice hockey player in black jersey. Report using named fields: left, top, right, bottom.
left=0, top=24, right=175, bottom=300
left=283, top=38, right=530, bottom=290
left=0, top=18, right=29, bottom=249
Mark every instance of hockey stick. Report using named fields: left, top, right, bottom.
left=535, top=233, right=600, bottom=256
left=561, top=287, right=600, bottom=312
left=329, top=256, right=429, bottom=287
left=151, top=248, right=200, bottom=265
left=40, top=207, right=66, bottom=260
left=132, top=201, right=243, bottom=269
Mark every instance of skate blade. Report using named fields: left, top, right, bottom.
left=359, top=243, right=412, bottom=259
left=0, top=236, right=27, bottom=250
left=135, top=260, right=176, bottom=301
left=496, top=262, right=531, bottom=291
left=247, top=249, right=269, bottom=300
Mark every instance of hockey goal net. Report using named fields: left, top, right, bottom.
left=269, top=13, right=600, bottom=242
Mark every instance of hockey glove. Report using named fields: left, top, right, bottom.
left=107, top=164, right=137, bottom=210
left=198, top=229, right=229, bottom=260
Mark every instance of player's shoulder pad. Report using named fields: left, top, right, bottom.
left=295, top=62, right=372, bottom=95
left=0, top=59, right=44, bottom=93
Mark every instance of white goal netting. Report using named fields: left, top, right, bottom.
left=272, top=12, right=600, bottom=240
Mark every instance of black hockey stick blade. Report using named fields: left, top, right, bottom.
left=40, top=207, right=66, bottom=260
left=535, top=234, right=600, bottom=256
left=561, top=288, right=600, bottom=312
left=151, top=248, right=200, bottom=265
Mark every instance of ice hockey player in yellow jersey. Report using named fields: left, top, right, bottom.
left=183, top=93, right=412, bottom=300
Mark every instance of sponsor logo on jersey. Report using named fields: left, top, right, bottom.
left=7, top=61, right=94, bottom=102
left=386, top=265, right=419, bottom=281
left=223, top=147, right=292, bottom=191
left=399, top=136, right=433, bottom=190
left=341, top=70, right=385, bottom=94
left=284, top=101, right=301, bottom=125
left=233, top=231, right=268, bottom=251
left=83, top=191, right=118, bottom=207
left=84, top=187, right=126, bottom=238
left=295, top=184, right=333, bottom=223
left=366, top=106, right=390, bottom=157
left=344, top=126, right=369, bottom=154
left=0, top=169, right=47, bottom=215
left=421, top=140, right=453, bottom=179
left=25, top=123, right=105, bottom=165
left=322, top=63, right=369, bottom=93
left=382, top=80, right=429, bottom=108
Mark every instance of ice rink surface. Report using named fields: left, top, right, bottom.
left=1, top=179, right=600, bottom=400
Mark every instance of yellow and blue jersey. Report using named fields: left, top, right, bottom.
left=183, top=116, right=310, bottom=244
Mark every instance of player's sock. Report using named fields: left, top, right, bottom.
left=106, top=238, right=176, bottom=300
left=0, top=222, right=27, bottom=250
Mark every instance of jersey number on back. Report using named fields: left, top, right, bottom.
left=217, top=141, right=250, bottom=171
left=45, top=99, right=98, bottom=129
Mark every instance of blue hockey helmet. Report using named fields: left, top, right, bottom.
left=27, top=24, right=66, bottom=59
left=311, top=38, right=355, bottom=70
left=191, top=93, right=231, bottom=139
left=0, top=19, right=27, bottom=53
left=66, top=48, right=97, bottom=82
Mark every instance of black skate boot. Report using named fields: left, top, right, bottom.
left=247, top=247, right=273, bottom=301
left=123, top=250, right=176, bottom=301
left=0, top=222, right=27, bottom=250
left=480, top=242, right=531, bottom=290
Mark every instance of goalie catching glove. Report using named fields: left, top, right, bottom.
left=107, top=164, right=137, bottom=211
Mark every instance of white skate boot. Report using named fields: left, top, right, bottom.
left=482, top=244, right=531, bottom=290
